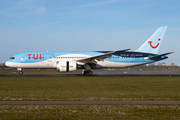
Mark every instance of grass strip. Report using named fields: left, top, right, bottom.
left=0, top=105, right=180, bottom=119
left=0, top=76, right=180, bottom=101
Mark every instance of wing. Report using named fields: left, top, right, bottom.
left=76, top=48, right=131, bottom=64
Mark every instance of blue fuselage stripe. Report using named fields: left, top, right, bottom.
left=7, top=51, right=162, bottom=63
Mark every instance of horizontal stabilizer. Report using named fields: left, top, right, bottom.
left=146, top=52, right=174, bottom=59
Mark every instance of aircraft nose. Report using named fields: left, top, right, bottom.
left=5, top=61, right=9, bottom=67
left=5, top=61, right=16, bottom=68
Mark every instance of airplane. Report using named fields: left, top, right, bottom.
left=5, top=26, right=173, bottom=75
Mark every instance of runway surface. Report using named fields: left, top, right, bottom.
left=0, top=101, right=180, bottom=105
left=1, top=74, right=180, bottom=77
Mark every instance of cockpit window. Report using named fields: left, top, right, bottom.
left=10, top=57, right=15, bottom=59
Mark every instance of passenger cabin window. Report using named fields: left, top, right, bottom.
left=10, top=57, right=15, bottom=59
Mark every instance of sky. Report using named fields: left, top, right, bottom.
left=0, top=0, right=180, bottom=65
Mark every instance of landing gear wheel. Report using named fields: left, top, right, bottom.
left=84, top=70, right=93, bottom=76
left=19, top=71, right=23, bottom=75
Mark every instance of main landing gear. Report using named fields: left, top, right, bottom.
left=83, top=70, right=93, bottom=75
left=83, top=64, right=93, bottom=75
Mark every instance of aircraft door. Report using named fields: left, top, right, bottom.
left=48, top=55, right=53, bottom=62
left=44, top=53, right=53, bottom=62
left=130, top=55, right=135, bottom=61
left=21, top=55, right=26, bottom=62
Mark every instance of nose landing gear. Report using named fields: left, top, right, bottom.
left=19, top=71, right=23, bottom=75
left=17, top=68, right=23, bottom=75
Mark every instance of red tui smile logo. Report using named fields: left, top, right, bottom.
left=148, top=38, right=161, bottom=49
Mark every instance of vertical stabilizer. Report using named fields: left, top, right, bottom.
left=136, top=26, right=167, bottom=54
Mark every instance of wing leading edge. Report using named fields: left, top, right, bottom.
left=76, top=48, right=131, bottom=64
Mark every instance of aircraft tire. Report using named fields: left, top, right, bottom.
left=88, top=71, right=93, bottom=75
left=84, top=70, right=93, bottom=76
left=19, top=71, right=23, bottom=75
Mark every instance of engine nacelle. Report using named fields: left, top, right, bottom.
left=56, top=61, right=77, bottom=72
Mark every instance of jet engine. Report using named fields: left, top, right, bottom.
left=56, top=61, right=77, bottom=72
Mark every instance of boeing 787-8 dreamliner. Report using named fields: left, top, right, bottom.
left=5, top=26, right=173, bottom=75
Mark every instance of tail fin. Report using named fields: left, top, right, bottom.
left=136, top=26, right=167, bottom=54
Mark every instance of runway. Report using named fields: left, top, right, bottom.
left=0, top=101, right=180, bottom=105
left=0, top=74, right=180, bottom=77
